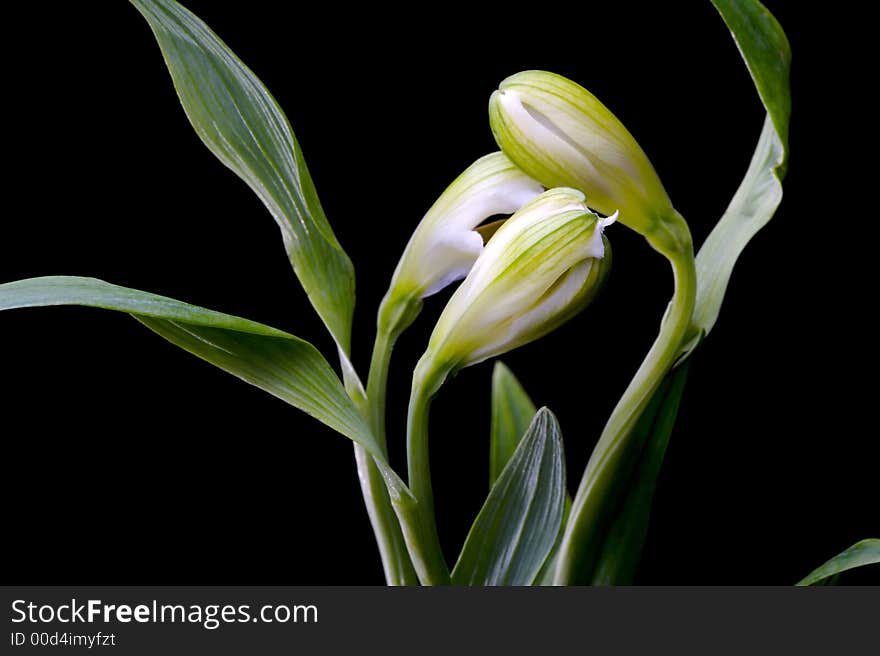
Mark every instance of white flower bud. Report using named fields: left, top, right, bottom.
left=489, top=71, right=677, bottom=248
left=390, top=152, right=543, bottom=300
left=418, top=188, right=613, bottom=378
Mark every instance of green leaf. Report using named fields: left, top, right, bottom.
left=590, top=363, right=690, bottom=585
left=796, top=540, right=880, bottom=586
left=685, top=0, right=791, bottom=356
left=452, top=408, right=565, bottom=586
left=711, top=0, right=791, bottom=150
left=488, top=363, right=570, bottom=586
left=490, top=362, right=537, bottom=486
left=533, top=497, right=571, bottom=586
left=0, top=276, right=378, bottom=456
left=130, top=0, right=355, bottom=355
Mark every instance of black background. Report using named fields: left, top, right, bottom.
left=2, top=2, right=877, bottom=585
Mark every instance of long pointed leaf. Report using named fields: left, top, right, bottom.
left=130, top=0, right=355, bottom=354
left=489, top=363, right=571, bottom=586
left=453, top=408, right=565, bottom=586
left=0, top=276, right=378, bottom=455
left=796, top=540, right=880, bottom=586
left=490, top=362, right=537, bottom=486
left=590, top=363, right=690, bottom=585
left=685, top=0, right=791, bottom=357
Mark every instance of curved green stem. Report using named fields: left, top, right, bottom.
left=341, top=358, right=412, bottom=585
left=352, top=445, right=416, bottom=585
left=359, top=291, right=450, bottom=585
left=357, top=290, right=460, bottom=585
left=407, top=376, right=437, bottom=523
left=554, top=212, right=697, bottom=584
left=366, top=329, right=394, bottom=443
left=401, top=361, right=452, bottom=584
left=361, top=321, right=425, bottom=585
left=378, top=460, right=451, bottom=586
left=346, top=293, right=424, bottom=586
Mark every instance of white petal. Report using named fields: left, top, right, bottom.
left=418, top=230, right=485, bottom=298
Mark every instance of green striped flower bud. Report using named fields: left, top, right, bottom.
left=489, top=71, right=683, bottom=252
left=417, top=188, right=612, bottom=382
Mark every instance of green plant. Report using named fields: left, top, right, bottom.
left=3, top=0, right=876, bottom=585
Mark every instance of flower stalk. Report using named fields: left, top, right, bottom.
left=357, top=293, right=425, bottom=585
left=554, top=219, right=697, bottom=582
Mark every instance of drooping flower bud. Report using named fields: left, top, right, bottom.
left=416, top=188, right=613, bottom=383
left=489, top=71, right=681, bottom=251
left=389, top=152, right=543, bottom=301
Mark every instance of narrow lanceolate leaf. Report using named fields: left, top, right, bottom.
left=590, top=363, right=690, bottom=585
left=0, top=276, right=378, bottom=456
left=453, top=408, right=565, bottom=586
left=130, top=0, right=355, bottom=355
left=684, top=0, right=791, bottom=358
left=490, top=362, right=570, bottom=586
left=796, top=540, right=880, bottom=586
left=490, top=362, right=537, bottom=486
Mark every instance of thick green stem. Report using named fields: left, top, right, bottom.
left=360, top=324, right=423, bottom=585
left=366, top=330, right=394, bottom=442
left=401, top=362, right=452, bottom=584
left=407, top=378, right=437, bottom=524
left=355, top=292, right=448, bottom=585
left=554, top=212, right=697, bottom=584
left=350, top=305, right=428, bottom=586
left=376, top=461, right=451, bottom=586
left=341, top=355, right=411, bottom=586
left=355, top=289, right=461, bottom=585
left=340, top=292, right=424, bottom=586
left=352, top=445, right=416, bottom=585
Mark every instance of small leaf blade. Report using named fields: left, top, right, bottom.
left=490, top=362, right=537, bottom=486
left=130, top=0, right=355, bottom=353
left=489, top=363, right=571, bottom=586
left=796, top=540, right=880, bottom=586
left=0, top=276, right=378, bottom=455
left=453, top=408, right=565, bottom=586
